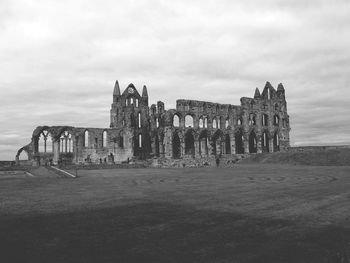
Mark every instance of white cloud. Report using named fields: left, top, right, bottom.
left=0, top=0, right=350, bottom=159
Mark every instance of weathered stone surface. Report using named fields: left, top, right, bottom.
left=17, top=80, right=290, bottom=166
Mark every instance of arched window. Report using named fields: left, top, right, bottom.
left=185, top=115, right=193, bottom=127
left=225, top=119, right=229, bottom=129
left=60, top=131, right=73, bottom=153
left=249, top=114, right=256, bottom=125
left=84, top=130, right=89, bottom=147
left=213, top=118, right=217, bottom=128
left=173, top=132, right=181, bottom=158
left=274, top=115, right=279, bottom=125
left=156, top=117, right=159, bottom=128
left=102, top=130, right=107, bottom=148
left=204, top=117, right=208, bottom=128
left=262, top=114, right=268, bottom=126
left=126, top=99, right=129, bottom=106
left=138, top=134, right=142, bottom=148
left=185, top=131, right=195, bottom=156
left=136, top=99, right=139, bottom=107
left=217, top=117, right=221, bottom=129
left=138, top=112, right=141, bottom=128
left=119, top=135, right=124, bottom=148
left=199, top=117, right=204, bottom=128
left=173, top=114, right=180, bottom=127
left=262, top=131, right=269, bottom=152
left=38, top=130, right=53, bottom=153
left=237, top=118, right=242, bottom=126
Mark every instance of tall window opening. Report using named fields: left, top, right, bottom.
left=60, top=131, right=72, bottom=153
left=235, top=131, right=244, bottom=154
left=213, top=118, right=217, bottom=129
left=185, top=115, right=194, bottom=127
left=204, top=117, right=208, bottom=128
left=173, top=114, right=180, bottom=127
left=262, top=131, right=269, bottom=152
left=102, top=130, right=107, bottom=148
left=225, top=134, right=231, bottom=154
left=185, top=131, right=195, bottom=156
left=84, top=130, right=89, bottom=147
left=138, top=134, right=142, bottom=148
left=172, top=132, right=181, bottom=158
left=199, top=118, right=204, bottom=128
left=262, top=114, right=268, bottom=126
left=249, top=131, right=257, bottom=153
left=38, top=130, right=53, bottom=153
left=138, top=112, right=141, bottom=128
left=274, top=115, right=279, bottom=125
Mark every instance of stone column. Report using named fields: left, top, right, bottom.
left=53, top=140, right=60, bottom=165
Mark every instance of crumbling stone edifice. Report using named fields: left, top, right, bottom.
left=16, top=80, right=290, bottom=166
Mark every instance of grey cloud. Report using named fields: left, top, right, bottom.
left=1, top=0, right=350, bottom=159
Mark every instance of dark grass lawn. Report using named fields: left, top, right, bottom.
left=1, top=164, right=350, bottom=263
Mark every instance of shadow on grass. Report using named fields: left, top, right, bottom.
left=1, top=202, right=349, bottom=263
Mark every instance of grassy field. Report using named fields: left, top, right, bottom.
left=1, top=164, right=350, bottom=263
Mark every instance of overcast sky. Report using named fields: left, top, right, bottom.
left=1, top=0, right=350, bottom=160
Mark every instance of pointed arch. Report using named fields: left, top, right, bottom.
left=199, top=130, right=209, bottom=156
left=262, top=130, right=270, bottom=152
left=249, top=130, right=257, bottom=153
left=212, top=130, right=224, bottom=156
left=60, top=130, right=73, bottom=153
left=102, top=130, right=108, bottom=148
left=84, top=130, right=89, bottom=147
left=185, top=130, right=195, bottom=156
left=172, top=131, right=181, bottom=159
left=185, top=115, right=194, bottom=128
left=273, top=131, right=280, bottom=152
left=173, top=114, right=180, bottom=127
left=235, top=130, right=244, bottom=154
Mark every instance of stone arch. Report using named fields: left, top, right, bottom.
left=249, top=113, right=256, bottom=126
left=249, top=130, right=257, bottom=153
left=38, top=130, right=53, bottom=153
left=172, top=131, right=181, bottom=159
left=16, top=147, right=29, bottom=161
left=237, top=117, right=243, bottom=126
left=185, top=114, right=194, bottom=128
left=184, top=129, right=195, bottom=156
left=84, top=130, right=89, bottom=147
left=59, top=130, right=73, bottom=153
left=261, top=130, right=270, bottom=152
left=235, top=129, right=244, bottom=154
left=199, top=129, right=210, bottom=156
left=173, top=114, right=180, bottom=127
left=273, top=114, right=279, bottom=126
left=212, top=129, right=224, bottom=156
left=199, top=116, right=204, bottom=128
left=225, top=118, right=229, bottom=129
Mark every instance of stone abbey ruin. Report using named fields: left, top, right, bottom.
left=16, top=81, right=290, bottom=166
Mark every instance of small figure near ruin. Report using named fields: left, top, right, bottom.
left=216, top=156, right=220, bottom=167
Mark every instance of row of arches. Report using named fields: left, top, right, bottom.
left=36, top=130, right=73, bottom=153
left=171, top=129, right=280, bottom=158
left=172, top=113, right=281, bottom=129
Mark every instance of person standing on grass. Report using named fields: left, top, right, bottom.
left=216, top=156, right=220, bottom=167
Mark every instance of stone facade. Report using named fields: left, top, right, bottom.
left=16, top=80, right=291, bottom=166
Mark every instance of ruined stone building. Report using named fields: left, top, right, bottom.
left=16, top=80, right=291, bottom=166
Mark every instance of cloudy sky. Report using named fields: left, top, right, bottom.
left=1, top=0, right=350, bottom=160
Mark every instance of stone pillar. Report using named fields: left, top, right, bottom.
left=163, top=128, right=172, bottom=159
left=231, top=133, right=236, bottom=154
left=53, top=140, right=60, bottom=165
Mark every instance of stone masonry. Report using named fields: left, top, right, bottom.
left=16, top=80, right=291, bottom=166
